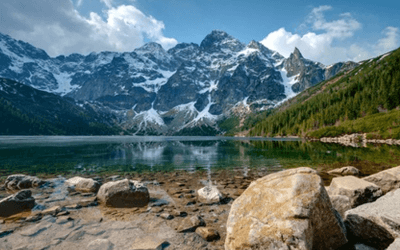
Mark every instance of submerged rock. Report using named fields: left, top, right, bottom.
left=345, top=189, right=400, bottom=249
left=65, top=176, right=100, bottom=193
left=5, top=174, right=44, bottom=190
left=197, top=185, right=223, bottom=204
left=97, top=179, right=149, bottom=208
left=0, top=190, right=35, bottom=217
left=328, top=166, right=361, bottom=176
left=225, top=167, right=347, bottom=250
left=363, top=166, right=400, bottom=194
left=329, top=176, right=383, bottom=208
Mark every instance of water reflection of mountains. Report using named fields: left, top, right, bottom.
left=1, top=138, right=400, bottom=176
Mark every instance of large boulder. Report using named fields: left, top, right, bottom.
left=65, top=177, right=100, bottom=193
left=345, top=189, right=400, bottom=249
left=328, top=176, right=383, bottom=208
left=0, top=190, right=35, bottom=217
left=225, top=167, right=347, bottom=250
left=5, top=174, right=44, bottom=190
left=328, top=166, right=361, bottom=176
left=363, top=166, right=400, bottom=194
left=197, top=185, right=223, bottom=204
left=97, top=179, right=149, bottom=208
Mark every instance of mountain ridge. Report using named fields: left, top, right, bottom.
left=0, top=30, right=358, bottom=135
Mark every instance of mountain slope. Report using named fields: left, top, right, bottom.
left=0, top=78, right=120, bottom=135
left=0, top=31, right=358, bottom=135
left=248, top=48, right=400, bottom=139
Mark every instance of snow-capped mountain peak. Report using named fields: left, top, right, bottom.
left=0, top=31, right=358, bottom=135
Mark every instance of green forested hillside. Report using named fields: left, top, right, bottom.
left=0, top=78, right=121, bottom=135
left=249, top=48, right=400, bottom=139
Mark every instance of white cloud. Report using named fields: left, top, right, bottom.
left=375, top=27, right=399, bottom=54
left=0, top=0, right=177, bottom=56
left=261, top=6, right=399, bottom=65
left=87, top=5, right=178, bottom=51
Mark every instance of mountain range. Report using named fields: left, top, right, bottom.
left=0, top=30, right=358, bottom=135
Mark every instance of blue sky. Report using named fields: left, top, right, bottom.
left=0, top=0, right=398, bottom=65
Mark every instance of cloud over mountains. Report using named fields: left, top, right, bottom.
left=0, top=0, right=177, bottom=56
left=261, top=5, right=399, bottom=65
left=0, top=1, right=398, bottom=65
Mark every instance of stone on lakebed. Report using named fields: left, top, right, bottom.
left=97, top=179, right=149, bottom=208
left=65, top=176, right=100, bottom=193
left=0, top=190, right=35, bottom=217
left=197, top=185, right=223, bottom=204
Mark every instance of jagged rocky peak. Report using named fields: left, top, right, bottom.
left=134, top=42, right=176, bottom=68
left=285, top=47, right=312, bottom=77
left=168, top=42, right=200, bottom=62
left=244, top=40, right=282, bottom=60
left=135, top=42, right=165, bottom=54
left=0, top=32, right=49, bottom=60
left=292, top=47, right=304, bottom=59
left=247, top=40, right=263, bottom=50
left=200, top=30, right=245, bottom=53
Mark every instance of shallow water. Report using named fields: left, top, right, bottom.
left=0, top=136, right=400, bottom=176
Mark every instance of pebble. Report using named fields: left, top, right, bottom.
left=160, top=213, right=174, bottom=220
left=195, top=227, right=220, bottom=241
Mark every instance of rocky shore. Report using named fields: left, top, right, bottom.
left=1, top=165, right=400, bottom=249
left=312, top=133, right=400, bottom=147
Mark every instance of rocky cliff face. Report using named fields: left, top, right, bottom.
left=0, top=31, right=358, bottom=135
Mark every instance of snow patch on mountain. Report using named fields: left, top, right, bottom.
left=276, top=68, right=299, bottom=106
left=189, top=95, right=218, bottom=126
left=238, top=48, right=259, bottom=57
left=133, top=70, right=176, bottom=93
left=53, top=72, right=80, bottom=96
left=199, top=80, right=218, bottom=94
left=140, top=108, right=165, bottom=126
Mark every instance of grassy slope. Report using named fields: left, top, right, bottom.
left=248, top=47, right=400, bottom=139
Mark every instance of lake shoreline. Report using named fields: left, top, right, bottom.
left=1, top=164, right=399, bottom=249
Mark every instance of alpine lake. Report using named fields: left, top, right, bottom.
left=1, top=136, right=400, bottom=185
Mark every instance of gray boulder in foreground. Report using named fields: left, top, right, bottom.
left=225, top=167, right=347, bottom=250
left=65, top=176, right=100, bottom=193
left=328, top=176, right=383, bottom=208
left=5, top=174, right=44, bottom=190
left=0, top=190, right=35, bottom=217
left=97, top=179, right=149, bottom=207
left=363, top=166, right=400, bottom=194
left=345, top=189, right=400, bottom=249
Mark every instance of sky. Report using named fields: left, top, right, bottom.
left=0, top=0, right=398, bottom=65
